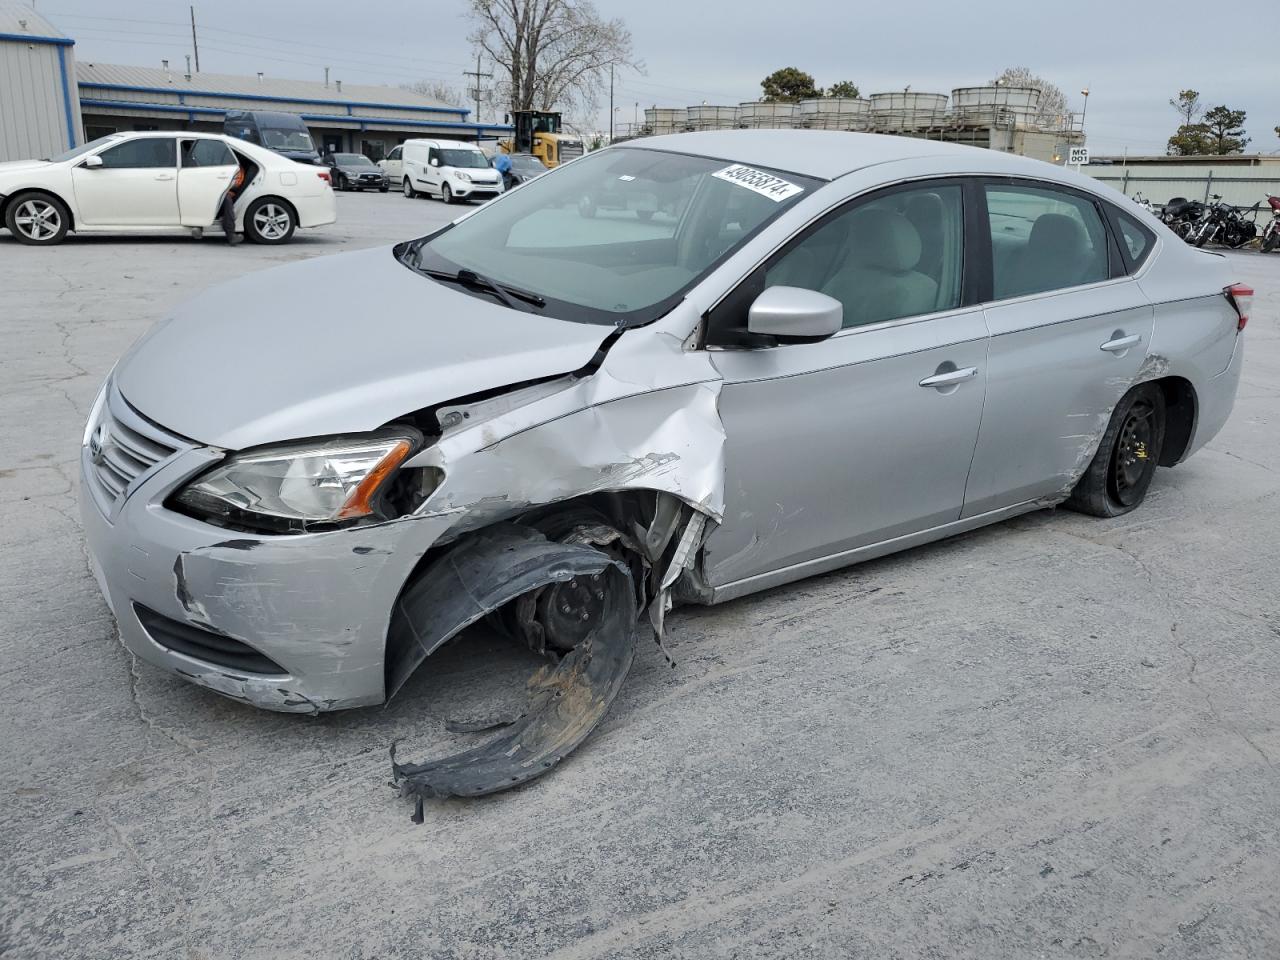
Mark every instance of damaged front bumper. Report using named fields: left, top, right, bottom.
left=78, top=392, right=453, bottom=713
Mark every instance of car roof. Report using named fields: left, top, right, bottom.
left=624, top=129, right=1050, bottom=181
left=403, top=138, right=482, bottom=149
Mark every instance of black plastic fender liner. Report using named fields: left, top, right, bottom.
left=386, top=523, right=638, bottom=807
left=385, top=523, right=630, bottom=699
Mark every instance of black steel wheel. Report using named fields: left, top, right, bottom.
left=1066, top=383, right=1167, bottom=518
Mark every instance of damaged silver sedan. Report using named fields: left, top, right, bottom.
left=80, top=131, right=1247, bottom=806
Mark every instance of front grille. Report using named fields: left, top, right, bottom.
left=560, top=143, right=584, bottom=161
left=134, top=603, right=288, bottom=676
left=84, top=384, right=183, bottom=514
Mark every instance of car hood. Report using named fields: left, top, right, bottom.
left=0, top=158, right=53, bottom=179
left=114, top=246, right=612, bottom=450
left=340, top=166, right=381, bottom=175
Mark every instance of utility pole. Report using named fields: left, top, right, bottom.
left=463, top=55, right=492, bottom=123
left=608, top=64, right=615, bottom=143
left=189, top=5, right=200, bottom=72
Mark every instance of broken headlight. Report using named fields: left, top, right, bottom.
left=174, top=432, right=422, bottom=532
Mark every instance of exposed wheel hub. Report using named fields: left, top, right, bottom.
left=1112, top=400, right=1155, bottom=505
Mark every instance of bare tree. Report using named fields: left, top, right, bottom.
left=467, top=0, right=639, bottom=121
left=991, top=66, right=1069, bottom=128
left=402, top=79, right=467, bottom=107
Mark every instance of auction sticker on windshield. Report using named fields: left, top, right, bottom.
left=711, top=164, right=804, bottom=202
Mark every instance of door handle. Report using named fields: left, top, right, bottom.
left=154, top=174, right=175, bottom=181
left=919, top=367, right=978, bottom=389
left=1100, top=334, right=1141, bottom=353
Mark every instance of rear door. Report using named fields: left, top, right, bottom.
left=961, top=178, right=1155, bottom=516
left=703, top=179, right=990, bottom=588
left=71, top=136, right=180, bottom=226
left=178, top=138, right=239, bottom=227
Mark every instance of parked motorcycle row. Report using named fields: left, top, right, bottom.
left=1142, top=191, right=1280, bottom=253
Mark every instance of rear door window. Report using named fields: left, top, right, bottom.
left=984, top=183, right=1109, bottom=298
left=181, top=139, right=236, bottom=168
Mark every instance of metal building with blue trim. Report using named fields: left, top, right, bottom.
left=0, top=2, right=510, bottom=163
left=0, top=2, right=84, bottom=161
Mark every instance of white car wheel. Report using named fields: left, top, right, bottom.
left=245, top=199, right=296, bottom=244
left=6, top=194, right=69, bottom=245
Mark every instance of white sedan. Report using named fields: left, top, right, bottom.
left=0, top=131, right=336, bottom=246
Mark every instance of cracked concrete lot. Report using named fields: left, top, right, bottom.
left=2, top=192, right=1279, bottom=959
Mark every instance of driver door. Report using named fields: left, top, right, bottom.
left=425, top=147, right=443, bottom=195
left=702, top=179, right=990, bottom=590
left=178, top=139, right=239, bottom=227
left=71, top=136, right=180, bottom=226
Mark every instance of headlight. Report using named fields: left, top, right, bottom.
left=174, top=432, right=422, bottom=532
left=83, top=375, right=111, bottom=446
left=454, top=171, right=472, bottom=182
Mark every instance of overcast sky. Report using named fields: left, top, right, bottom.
left=37, top=0, right=1280, bottom=155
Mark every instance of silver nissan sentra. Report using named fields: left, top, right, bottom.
left=80, top=131, right=1247, bottom=798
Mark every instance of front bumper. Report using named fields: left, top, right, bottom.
left=79, top=384, right=453, bottom=713
left=453, top=181, right=501, bottom=199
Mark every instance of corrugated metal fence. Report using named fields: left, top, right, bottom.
left=1085, top=165, right=1280, bottom=212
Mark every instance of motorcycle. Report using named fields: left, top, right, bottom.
left=1185, top=195, right=1257, bottom=249
left=1160, top=196, right=1204, bottom=241
left=1261, top=195, right=1280, bottom=254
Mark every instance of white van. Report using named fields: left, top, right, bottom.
left=396, top=139, right=503, bottom=204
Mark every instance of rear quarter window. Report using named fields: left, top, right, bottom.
left=1107, top=206, right=1157, bottom=272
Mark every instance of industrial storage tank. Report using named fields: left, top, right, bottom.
left=643, top=107, right=688, bottom=135
left=797, top=97, right=871, bottom=130
left=950, top=86, right=1042, bottom=127
left=738, top=101, right=798, bottom=128
left=869, top=91, right=948, bottom=130
left=686, top=105, right=738, bottom=130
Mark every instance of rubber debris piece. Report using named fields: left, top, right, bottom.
left=387, top=523, right=638, bottom=807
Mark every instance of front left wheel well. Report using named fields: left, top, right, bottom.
left=2, top=188, right=76, bottom=231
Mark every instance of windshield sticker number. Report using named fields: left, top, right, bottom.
left=711, top=164, right=804, bottom=202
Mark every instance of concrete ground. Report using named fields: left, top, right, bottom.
left=2, top=190, right=1278, bottom=960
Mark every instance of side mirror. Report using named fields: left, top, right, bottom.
left=430, top=158, right=440, bottom=167
left=747, top=286, right=843, bottom=341
left=82, top=154, right=104, bottom=169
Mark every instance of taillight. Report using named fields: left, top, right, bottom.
left=316, top=170, right=331, bottom=186
left=1225, top=283, right=1253, bottom=331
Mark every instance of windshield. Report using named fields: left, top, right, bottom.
left=439, top=148, right=489, bottom=169
left=49, top=135, right=120, bottom=162
left=334, top=153, right=375, bottom=167
left=262, top=128, right=315, bottom=152
left=403, top=147, right=817, bottom=326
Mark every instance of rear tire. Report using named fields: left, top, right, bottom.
left=244, top=197, right=296, bottom=244
left=5, top=192, right=70, bottom=245
left=1066, top=383, right=1166, bottom=518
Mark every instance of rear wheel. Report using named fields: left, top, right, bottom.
left=244, top=198, right=296, bottom=244
left=5, top=192, right=70, bottom=245
left=1066, top=383, right=1167, bottom=518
